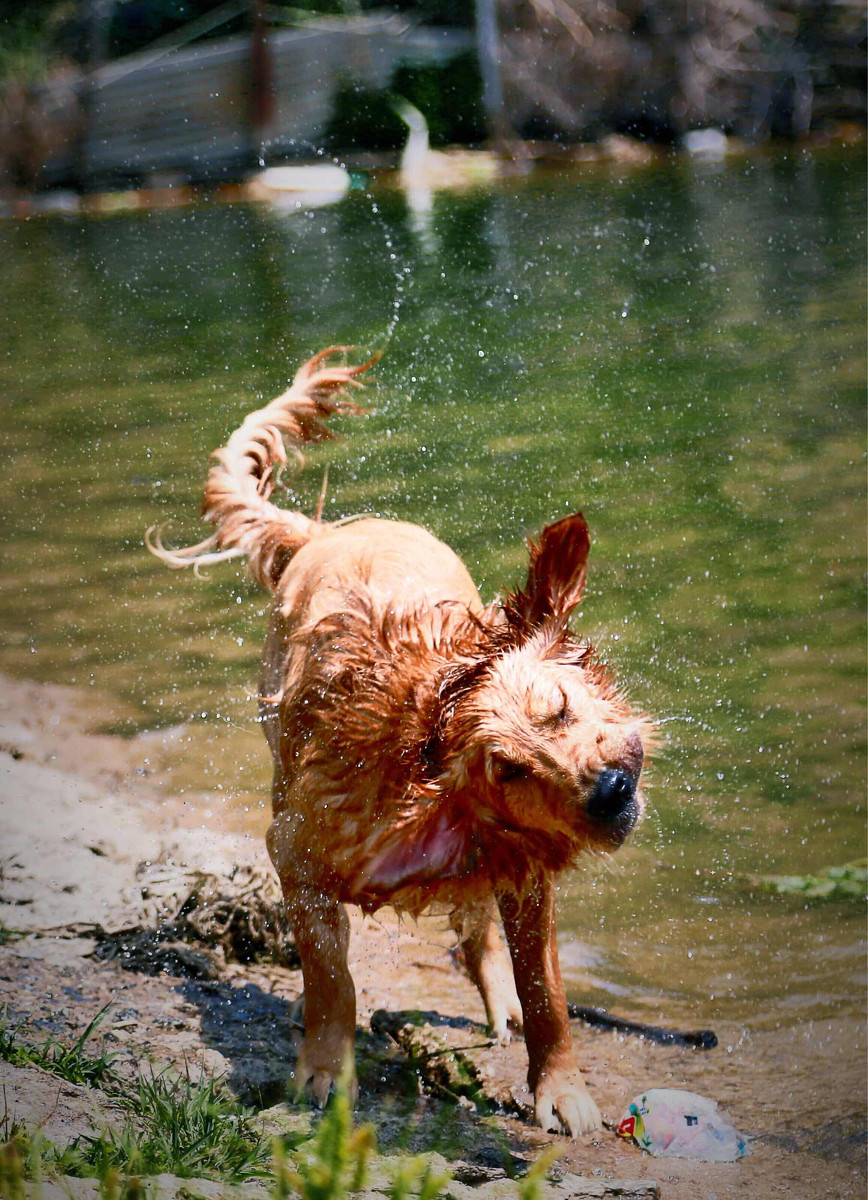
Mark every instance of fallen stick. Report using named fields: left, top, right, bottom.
left=567, top=1003, right=718, bottom=1049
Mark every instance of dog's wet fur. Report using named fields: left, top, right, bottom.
left=148, top=350, right=651, bottom=1136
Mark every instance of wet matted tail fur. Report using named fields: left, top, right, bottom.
left=146, top=347, right=376, bottom=588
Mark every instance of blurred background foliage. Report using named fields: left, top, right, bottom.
left=0, top=0, right=864, bottom=189
left=0, top=0, right=474, bottom=82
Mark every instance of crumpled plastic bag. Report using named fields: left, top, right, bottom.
left=617, top=1088, right=747, bottom=1161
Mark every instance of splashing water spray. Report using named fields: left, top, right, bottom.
left=254, top=136, right=410, bottom=352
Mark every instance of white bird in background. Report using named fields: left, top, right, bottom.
left=393, top=97, right=500, bottom=191
left=393, top=97, right=501, bottom=254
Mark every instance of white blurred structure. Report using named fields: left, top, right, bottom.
left=247, top=163, right=350, bottom=209
left=683, top=128, right=730, bottom=161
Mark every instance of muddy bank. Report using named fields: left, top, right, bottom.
left=0, top=673, right=864, bottom=1199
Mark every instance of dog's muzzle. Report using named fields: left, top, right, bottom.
left=587, top=768, right=640, bottom=843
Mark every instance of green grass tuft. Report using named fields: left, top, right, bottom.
left=516, top=1145, right=562, bottom=1200
left=386, top=1157, right=452, bottom=1200
left=0, top=1007, right=271, bottom=1186
left=1, top=1069, right=271, bottom=1185
left=273, top=1085, right=378, bottom=1200
left=113, top=1067, right=271, bottom=1182
left=59, top=1067, right=271, bottom=1183
left=0, top=1002, right=117, bottom=1087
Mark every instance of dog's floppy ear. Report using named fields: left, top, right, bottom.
left=356, top=808, right=476, bottom=895
left=503, top=512, right=590, bottom=631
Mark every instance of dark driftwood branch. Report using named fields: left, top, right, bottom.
left=567, top=1002, right=718, bottom=1050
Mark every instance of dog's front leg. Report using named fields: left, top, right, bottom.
left=498, top=877, right=601, bottom=1136
left=451, top=898, right=523, bottom=1040
left=283, top=886, right=357, bottom=1107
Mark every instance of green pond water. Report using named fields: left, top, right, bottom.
left=2, top=149, right=865, bottom=1037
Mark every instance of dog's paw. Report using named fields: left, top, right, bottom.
left=534, top=1070, right=602, bottom=1137
left=480, top=968, right=524, bottom=1042
left=293, top=1045, right=357, bottom=1108
left=489, top=1008, right=523, bottom=1046
left=489, top=997, right=524, bottom=1043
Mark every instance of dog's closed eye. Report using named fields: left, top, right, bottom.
left=538, top=686, right=572, bottom=729
left=491, top=754, right=529, bottom=784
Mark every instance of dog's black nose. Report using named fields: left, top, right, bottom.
left=587, top=768, right=636, bottom=823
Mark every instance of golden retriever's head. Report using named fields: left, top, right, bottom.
left=356, top=513, right=652, bottom=901
left=441, top=514, right=649, bottom=857
left=449, top=635, right=646, bottom=852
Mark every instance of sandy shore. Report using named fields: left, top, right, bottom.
left=0, top=672, right=864, bottom=1199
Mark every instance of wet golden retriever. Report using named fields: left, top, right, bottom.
left=148, top=350, right=649, bottom=1136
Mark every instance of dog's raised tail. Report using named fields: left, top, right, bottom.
left=147, top=348, right=375, bottom=589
